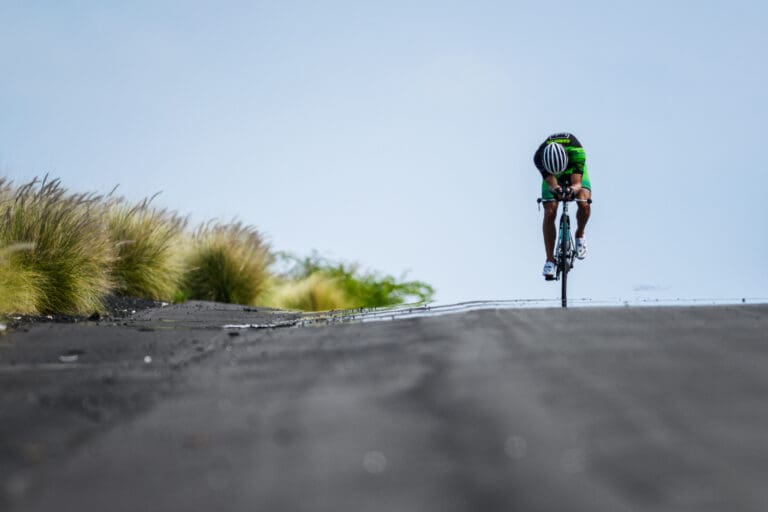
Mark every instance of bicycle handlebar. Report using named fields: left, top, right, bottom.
left=537, top=197, right=592, bottom=204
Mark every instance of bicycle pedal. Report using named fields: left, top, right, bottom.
left=544, top=276, right=556, bottom=281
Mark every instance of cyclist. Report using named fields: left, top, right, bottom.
left=533, top=132, right=592, bottom=280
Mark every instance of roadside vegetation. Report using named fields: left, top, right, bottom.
left=106, top=196, right=187, bottom=300
left=263, top=273, right=353, bottom=312
left=0, top=243, right=41, bottom=314
left=271, top=252, right=435, bottom=308
left=0, top=176, right=435, bottom=315
left=0, top=178, right=113, bottom=315
left=179, top=222, right=272, bottom=305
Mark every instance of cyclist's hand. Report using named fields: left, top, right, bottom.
left=565, top=187, right=576, bottom=200
left=550, top=186, right=563, bottom=199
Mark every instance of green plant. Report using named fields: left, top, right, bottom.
left=106, top=196, right=187, bottom=300
left=182, top=221, right=272, bottom=305
left=0, top=177, right=11, bottom=200
left=278, top=252, right=435, bottom=308
left=0, top=243, right=41, bottom=314
left=262, top=273, right=352, bottom=311
left=0, top=177, right=114, bottom=315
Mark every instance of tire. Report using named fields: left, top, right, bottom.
left=559, top=217, right=570, bottom=308
left=560, top=244, right=568, bottom=307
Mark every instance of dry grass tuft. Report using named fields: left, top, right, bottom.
left=262, top=273, right=352, bottom=311
left=0, top=243, right=42, bottom=314
left=0, top=177, right=114, bottom=315
left=182, top=222, right=272, bottom=305
left=107, top=196, right=187, bottom=301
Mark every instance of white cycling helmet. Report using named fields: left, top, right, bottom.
left=542, top=142, right=569, bottom=175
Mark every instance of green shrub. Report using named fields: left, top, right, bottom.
left=106, top=196, right=187, bottom=300
left=0, top=243, right=42, bottom=314
left=0, top=177, right=114, bottom=315
left=278, top=252, right=435, bottom=308
left=262, top=273, right=352, bottom=311
left=182, top=222, right=272, bottom=305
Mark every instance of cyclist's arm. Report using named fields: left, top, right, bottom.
left=569, top=173, right=583, bottom=194
left=544, top=175, right=559, bottom=191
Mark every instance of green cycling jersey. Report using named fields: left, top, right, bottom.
left=533, top=133, right=591, bottom=199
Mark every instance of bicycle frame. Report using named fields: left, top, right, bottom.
left=537, top=193, right=591, bottom=308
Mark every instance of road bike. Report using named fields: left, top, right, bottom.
left=538, top=189, right=592, bottom=308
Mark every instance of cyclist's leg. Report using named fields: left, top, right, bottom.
left=541, top=181, right=558, bottom=261
left=575, top=169, right=592, bottom=239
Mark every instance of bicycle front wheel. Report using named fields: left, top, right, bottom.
left=560, top=240, right=568, bottom=308
left=558, top=215, right=571, bottom=308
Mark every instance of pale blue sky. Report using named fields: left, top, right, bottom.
left=1, top=1, right=766, bottom=304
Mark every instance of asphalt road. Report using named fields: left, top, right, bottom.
left=1, top=302, right=767, bottom=511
